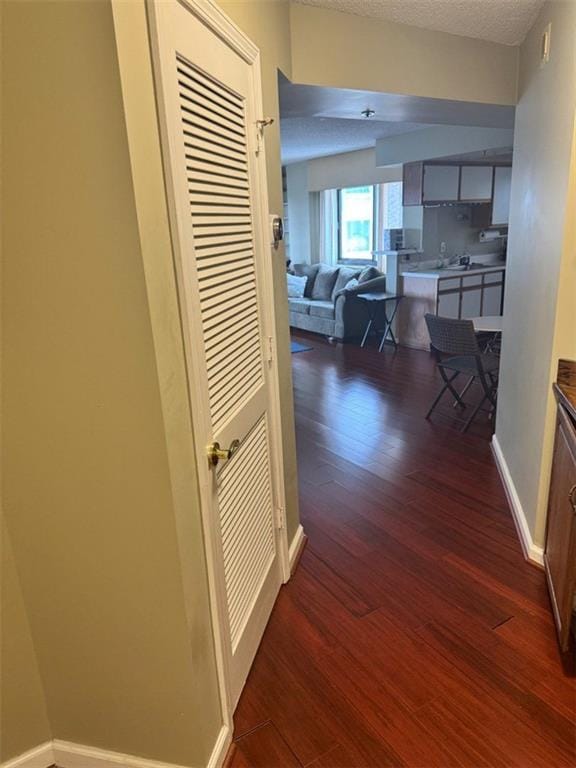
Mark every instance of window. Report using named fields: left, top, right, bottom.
left=337, top=183, right=403, bottom=263
left=338, top=186, right=374, bottom=262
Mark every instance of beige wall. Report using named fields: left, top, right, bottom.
left=217, top=0, right=301, bottom=542
left=1, top=522, right=51, bottom=762
left=286, top=162, right=312, bottom=263
left=290, top=3, right=518, bottom=105
left=2, top=2, right=221, bottom=765
left=495, top=0, right=576, bottom=546
left=307, top=149, right=402, bottom=192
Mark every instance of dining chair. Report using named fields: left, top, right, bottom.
left=424, top=314, right=500, bottom=432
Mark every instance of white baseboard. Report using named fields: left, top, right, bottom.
left=53, top=740, right=195, bottom=768
left=0, top=742, right=54, bottom=768
left=2, top=728, right=231, bottom=768
left=206, top=726, right=231, bottom=768
left=491, top=435, right=544, bottom=567
left=288, top=524, right=306, bottom=574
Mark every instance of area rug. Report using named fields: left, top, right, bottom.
left=291, top=340, right=313, bottom=354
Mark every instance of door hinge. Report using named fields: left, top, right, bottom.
left=266, top=335, right=274, bottom=364
left=275, top=506, right=286, bottom=530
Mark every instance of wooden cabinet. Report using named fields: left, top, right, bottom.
left=398, top=268, right=506, bottom=349
left=402, top=162, right=512, bottom=210
left=402, top=162, right=424, bottom=206
left=491, top=166, right=512, bottom=225
left=460, top=165, right=493, bottom=201
left=545, top=368, right=576, bottom=652
left=422, top=165, right=460, bottom=202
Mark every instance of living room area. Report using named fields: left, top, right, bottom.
left=280, top=70, right=514, bottom=435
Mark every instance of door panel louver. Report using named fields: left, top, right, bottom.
left=217, top=416, right=275, bottom=649
left=177, top=55, right=264, bottom=432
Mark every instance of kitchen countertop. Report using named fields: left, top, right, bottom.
left=400, top=264, right=506, bottom=279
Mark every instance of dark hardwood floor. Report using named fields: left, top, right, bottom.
left=229, top=332, right=576, bottom=767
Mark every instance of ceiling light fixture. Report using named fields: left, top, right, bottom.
left=361, top=108, right=376, bottom=119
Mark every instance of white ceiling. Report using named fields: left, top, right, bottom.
left=281, top=117, right=427, bottom=164
left=279, top=77, right=515, bottom=164
left=293, top=0, right=544, bottom=46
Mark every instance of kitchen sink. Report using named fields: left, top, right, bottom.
left=446, top=263, right=486, bottom=271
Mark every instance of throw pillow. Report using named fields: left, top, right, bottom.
left=286, top=273, right=308, bottom=298
left=331, top=267, right=361, bottom=300
left=291, top=263, right=320, bottom=298
left=358, top=266, right=381, bottom=283
left=311, top=265, right=339, bottom=301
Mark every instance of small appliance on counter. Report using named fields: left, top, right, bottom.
left=382, top=228, right=404, bottom=250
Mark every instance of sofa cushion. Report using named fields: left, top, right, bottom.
left=359, top=265, right=381, bottom=283
left=309, top=300, right=335, bottom=320
left=311, top=265, right=339, bottom=301
left=331, top=267, right=361, bottom=300
left=291, top=263, right=319, bottom=298
left=288, top=298, right=311, bottom=315
left=286, top=273, right=307, bottom=298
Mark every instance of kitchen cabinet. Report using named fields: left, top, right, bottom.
left=460, top=165, right=493, bottom=201
left=544, top=360, right=576, bottom=652
left=492, top=166, right=512, bottom=225
left=460, top=275, right=483, bottom=317
left=397, top=267, right=506, bottom=350
left=403, top=162, right=512, bottom=210
left=437, top=289, right=460, bottom=318
left=422, top=165, right=460, bottom=202
left=483, top=271, right=505, bottom=315
left=402, top=162, right=424, bottom=206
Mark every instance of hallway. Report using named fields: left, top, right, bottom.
left=229, top=334, right=575, bottom=767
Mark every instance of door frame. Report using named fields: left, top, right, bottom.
left=146, top=0, right=291, bottom=728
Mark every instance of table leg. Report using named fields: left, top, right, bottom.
left=360, top=317, right=373, bottom=348
left=378, top=300, right=401, bottom=352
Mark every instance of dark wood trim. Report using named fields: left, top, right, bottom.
left=556, top=359, right=576, bottom=421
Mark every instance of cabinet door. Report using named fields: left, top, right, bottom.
left=460, top=166, right=493, bottom=201
left=483, top=285, right=503, bottom=315
left=461, top=287, right=482, bottom=318
left=544, top=403, right=576, bottom=651
left=437, top=292, right=460, bottom=318
left=423, top=165, right=460, bottom=202
left=492, top=166, right=512, bottom=225
left=403, top=162, right=424, bottom=206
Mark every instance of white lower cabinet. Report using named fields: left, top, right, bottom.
left=437, top=292, right=460, bottom=318
left=461, top=288, right=482, bottom=318
left=483, top=285, right=503, bottom=315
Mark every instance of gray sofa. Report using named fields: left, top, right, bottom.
left=288, top=263, right=387, bottom=340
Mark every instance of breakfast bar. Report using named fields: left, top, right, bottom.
left=395, top=264, right=506, bottom=350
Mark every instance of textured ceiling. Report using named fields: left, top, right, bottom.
left=280, top=117, right=427, bottom=164
left=279, top=76, right=515, bottom=164
left=293, top=0, right=545, bottom=46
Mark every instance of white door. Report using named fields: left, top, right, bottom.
left=148, top=0, right=287, bottom=710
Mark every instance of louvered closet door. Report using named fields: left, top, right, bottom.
left=150, top=0, right=284, bottom=709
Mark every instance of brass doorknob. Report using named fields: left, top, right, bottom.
left=207, top=439, right=240, bottom=467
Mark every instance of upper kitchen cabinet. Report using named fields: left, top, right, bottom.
left=460, top=165, right=493, bottom=202
left=403, top=161, right=512, bottom=213
left=403, top=162, right=425, bottom=206
left=491, top=166, right=512, bottom=225
left=422, top=165, right=460, bottom=202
